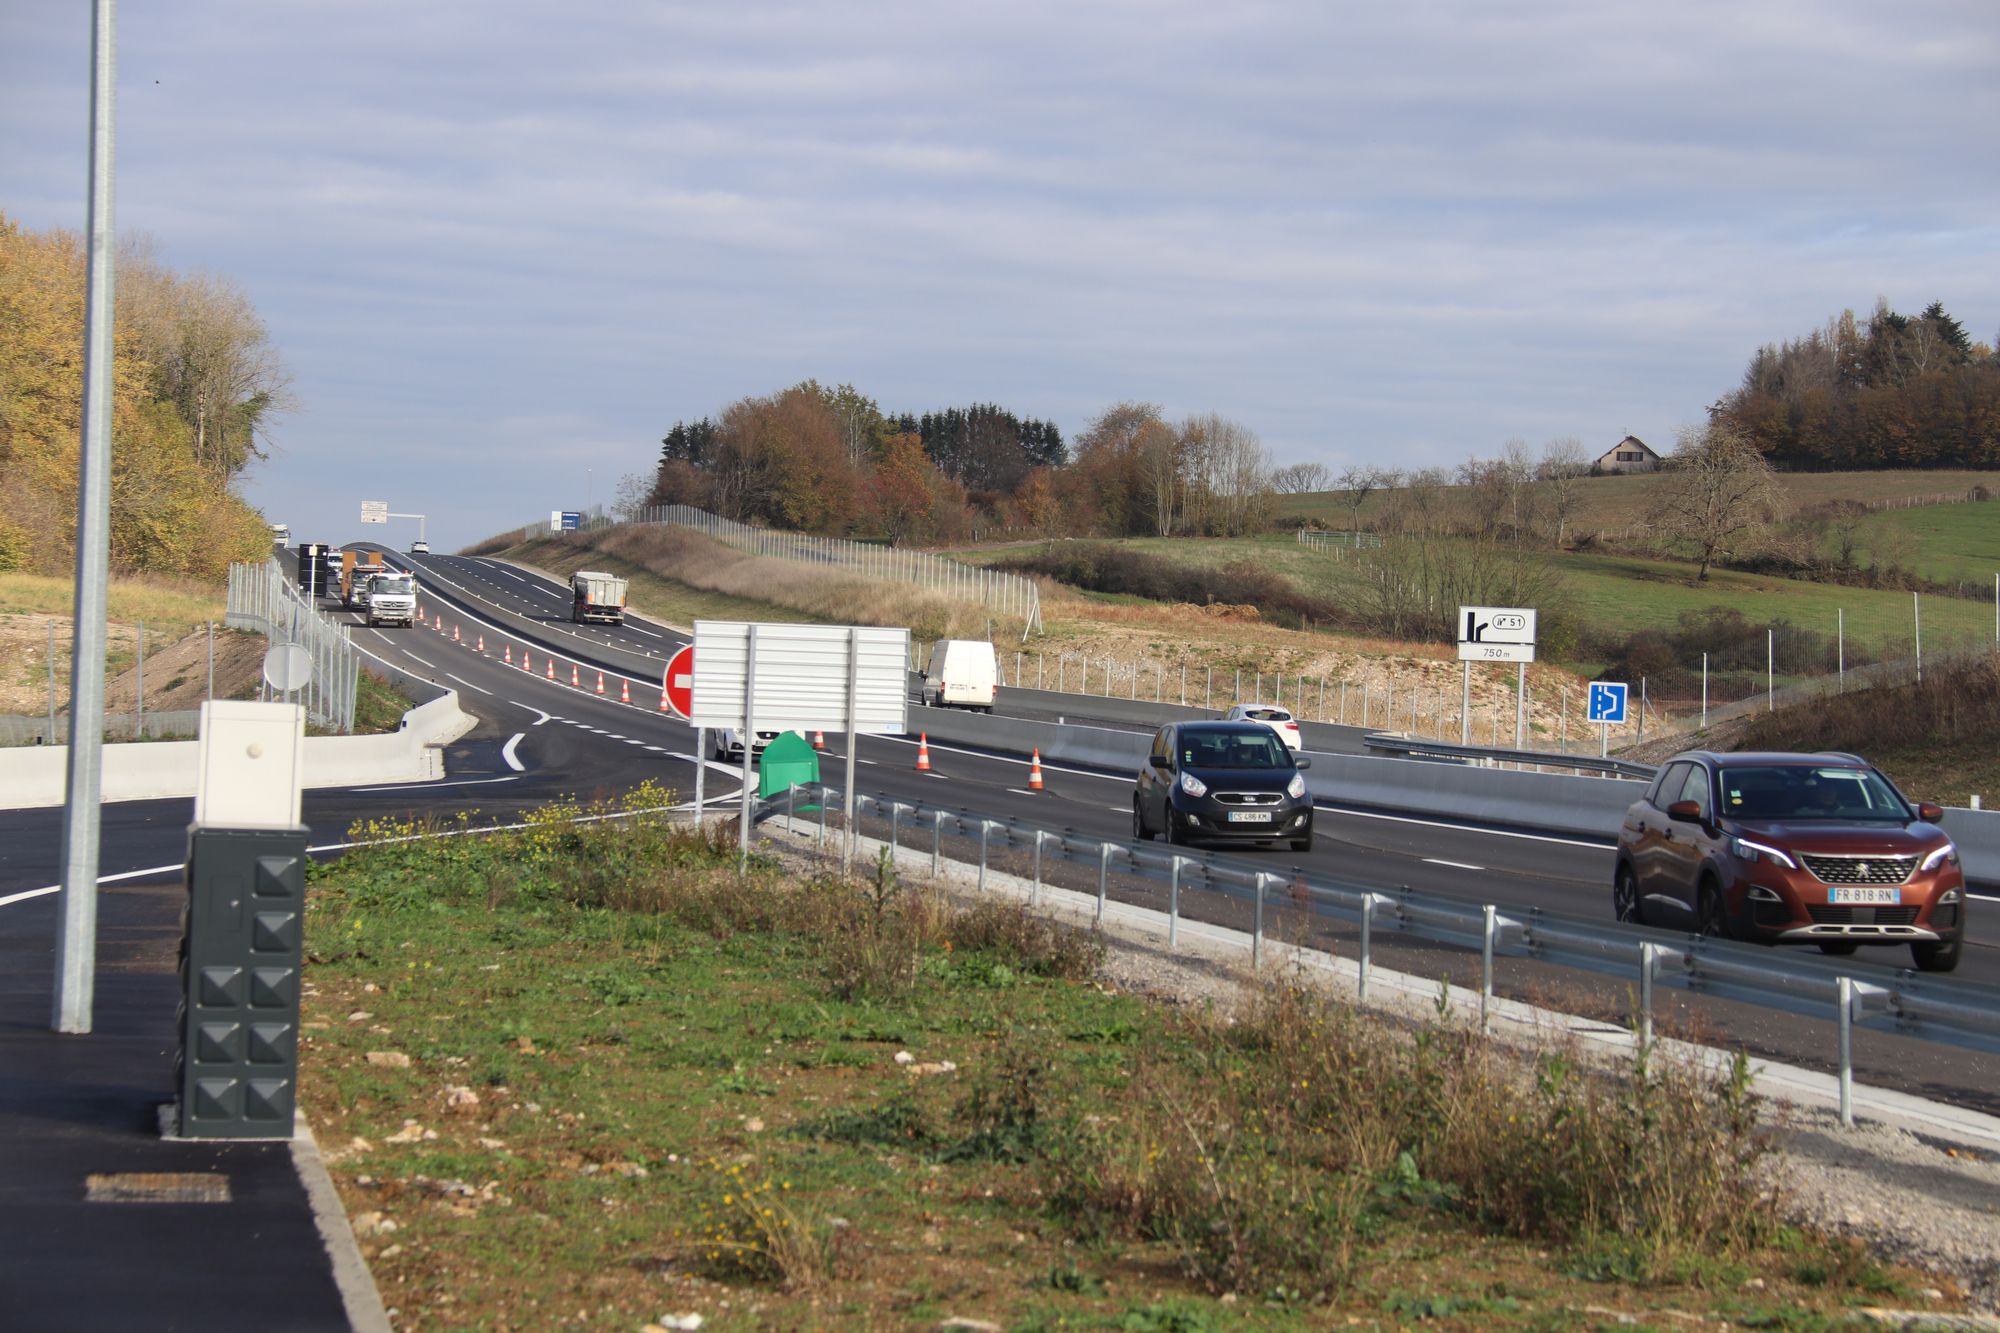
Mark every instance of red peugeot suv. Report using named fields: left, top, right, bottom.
left=1613, top=751, right=1964, bottom=972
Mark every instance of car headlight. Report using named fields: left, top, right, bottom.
left=1177, top=772, right=1208, bottom=798
left=1730, top=836, right=1797, bottom=870
left=1286, top=773, right=1307, bottom=800
left=1920, top=843, right=1959, bottom=873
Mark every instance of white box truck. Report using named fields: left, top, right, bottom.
left=922, top=640, right=998, bottom=712
left=571, top=571, right=628, bottom=625
left=362, top=571, right=418, bottom=627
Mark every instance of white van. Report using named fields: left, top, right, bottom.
left=922, top=640, right=998, bottom=712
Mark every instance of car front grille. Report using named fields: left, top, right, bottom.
left=1801, top=854, right=1914, bottom=885
left=1807, top=905, right=1919, bottom=927
left=1214, top=792, right=1282, bottom=806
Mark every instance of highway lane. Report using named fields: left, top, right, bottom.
left=11, top=547, right=1999, bottom=1114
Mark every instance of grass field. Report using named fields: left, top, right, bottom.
left=0, top=570, right=225, bottom=635
left=298, top=800, right=1951, bottom=1331
left=1849, top=499, right=2000, bottom=589
left=1277, top=468, right=2000, bottom=539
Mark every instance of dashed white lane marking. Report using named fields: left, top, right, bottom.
left=623, top=739, right=644, bottom=746
left=501, top=734, right=526, bottom=772
left=1106, top=806, right=1128, bottom=813
left=643, top=745, right=664, bottom=752
left=1007, top=789, right=1042, bottom=798
left=446, top=673, right=494, bottom=696
left=1422, top=858, right=1487, bottom=871
left=404, top=652, right=436, bottom=668
left=1319, top=805, right=1606, bottom=850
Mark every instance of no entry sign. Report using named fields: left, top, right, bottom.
left=662, top=644, right=694, bottom=718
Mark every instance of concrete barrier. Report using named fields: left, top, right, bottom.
left=0, top=693, right=475, bottom=810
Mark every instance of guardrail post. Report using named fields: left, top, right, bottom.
left=1031, top=830, right=1044, bottom=907
left=1837, top=975, right=1854, bottom=1129
left=1252, top=873, right=1270, bottom=971
left=1481, top=904, right=1497, bottom=1031
left=933, top=811, right=943, bottom=878
left=889, top=802, right=900, bottom=855
left=1638, top=942, right=1658, bottom=1050
left=1169, top=856, right=1182, bottom=950
left=978, top=820, right=990, bottom=892
left=817, top=787, right=829, bottom=852
left=1097, top=844, right=1111, bottom=925
left=1359, top=893, right=1377, bottom=1002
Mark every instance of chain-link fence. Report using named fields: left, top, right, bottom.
left=226, top=559, right=360, bottom=732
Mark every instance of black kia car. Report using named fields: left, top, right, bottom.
left=1133, top=721, right=1313, bottom=852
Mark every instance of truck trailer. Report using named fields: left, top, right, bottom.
left=570, top=571, right=628, bottom=624
left=340, top=550, right=388, bottom=608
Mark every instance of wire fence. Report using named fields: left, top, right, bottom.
left=225, top=559, right=360, bottom=732
left=1295, top=527, right=1382, bottom=553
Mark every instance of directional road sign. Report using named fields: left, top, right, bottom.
left=359, top=500, right=388, bottom=524
left=1457, top=605, right=1537, bottom=663
left=1588, top=681, right=1629, bottom=724
left=550, top=510, right=582, bottom=532
left=662, top=644, right=694, bottom=719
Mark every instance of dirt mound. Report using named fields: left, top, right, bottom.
left=0, top=616, right=267, bottom=718
left=1173, top=602, right=1261, bottom=621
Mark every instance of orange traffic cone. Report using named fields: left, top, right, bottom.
left=504, top=644, right=512, bottom=665
left=1028, top=748, right=1045, bottom=791
left=595, top=671, right=605, bottom=695
left=546, top=658, right=556, bottom=680
left=436, top=615, right=445, bottom=634
left=620, top=678, right=631, bottom=704
left=813, top=730, right=825, bottom=751
left=571, top=663, right=580, bottom=687
left=915, top=733, right=931, bottom=772
left=477, top=634, right=485, bottom=653
left=522, top=651, right=532, bottom=673
left=453, top=624, right=460, bottom=643
left=658, top=686, right=671, bottom=711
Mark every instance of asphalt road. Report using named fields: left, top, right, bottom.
left=7, top=547, right=1998, bottom=1115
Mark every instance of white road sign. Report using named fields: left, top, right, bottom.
left=359, top=500, right=389, bottom=524
left=1457, top=640, right=1536, bottom=663
left=1458, top=605, right=1537, bottom=646
left=689, top=621, right=910, bottom=735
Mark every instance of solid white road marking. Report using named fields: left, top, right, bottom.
left=508, top=702, right=554, bottom=726
left=501, top=733, right=526, bottom=771
left=1, top=862, right=188, bottom=908
left=1422, top=858, right=1487, bottom=872
left=404, top=652, right=435, bottom=668
left=351, top=774, right=524, bottom=792
left=446, top=673, right=494, bottom=696
left=1317, top=804, right=1607, bottom=850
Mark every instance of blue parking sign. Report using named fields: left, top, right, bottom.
left=1588, top=681, right=1628, bottom=724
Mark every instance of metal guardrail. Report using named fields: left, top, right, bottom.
left=226, top=560, right=360, bottom=732
left=770, top=783, right=2000, bottom=1126
left=1361, top=732, right=1660, bottom=780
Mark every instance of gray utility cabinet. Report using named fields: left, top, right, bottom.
left=174, top=826, right=309, bottom=1139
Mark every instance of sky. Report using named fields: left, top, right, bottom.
left=5, top=2, right=1999, bottom=553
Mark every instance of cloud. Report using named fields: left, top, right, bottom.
left=4, top=0, right=1998, bottom=549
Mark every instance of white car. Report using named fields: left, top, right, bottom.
left=410, top=540, right=430, bottom=555
left=1222, top=703, right=1303, bottom=751
left=714, top=728, right=781, bottom=762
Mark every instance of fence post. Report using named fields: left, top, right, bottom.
left=933, top=811, right=944, bottom=878
left=1097, top=844, right=1110, bottom=925
left=1253, top=873, right=1269, bottom=971
left=1359, top=892, right=1383, bottom=1003
left=1168, top=856, right=1182, bottom=950
left=889, top=802, right=900, bottom=855
left=1031, top=830, right=1043, bottom=907
left=978, top=820, right=989, bottom=891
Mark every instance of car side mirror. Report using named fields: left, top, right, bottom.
left=1665, top=799, right=1703, bottom=822
left=1293, top=756, right=1311, bottom=770
left=1151, top=756, right=1170, bottom=770
left=1917, top=801, right=1945, bottom=823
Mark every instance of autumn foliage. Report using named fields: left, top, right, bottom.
left=0, top=213, right=281, bottom=577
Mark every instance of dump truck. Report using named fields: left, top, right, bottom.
left=340, top=549, right=388, bottom=609
left=570, top=571, right=628, bottom=625
left=361, top=570, right=418, bottom=627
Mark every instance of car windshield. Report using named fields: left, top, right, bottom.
left=1717, top=765, right=1910, bottom=821
left=373, top=576, right=414, bottom=595
left=1182, top=731, right=1290, bottom=769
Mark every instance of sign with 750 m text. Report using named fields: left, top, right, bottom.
left=1456, top=605, right=1536, bottom=663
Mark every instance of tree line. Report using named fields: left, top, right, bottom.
left=1712, top=299, right=2000, bottom=469
left=0, top=213, right=287, bottom=577
left=640, top=390, right=1301, bottom=542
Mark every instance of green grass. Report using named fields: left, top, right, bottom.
left=0, top=570, right=225, bottom=636
left=1848, top=498, right=2000, bottom=588
left=294, top=796, right=1956, bottom=1330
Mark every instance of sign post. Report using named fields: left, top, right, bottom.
left=1588, top=680, right=1629, bottom=759
left=1457, top=606, right=1538, bottom=748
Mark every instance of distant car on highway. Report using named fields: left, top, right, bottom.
left=1133, top=720, right=1313, bottom=852
left=1613, top=750, right=1963, bottom=972
left=714, top=727, right=781, bottom=763
left=410, top=540, right=430, bottom=555
left=1222, top=702, right=1303, bottom=751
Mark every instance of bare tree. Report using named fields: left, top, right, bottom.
left=1270, top=461, right=1330, bottom=495
left=1136, top=419, right=1182, bottom=538
left=1536, top=436, right=1589, bottom=547
left=1646, top=422, right=1785, bottom=580
left=1334, top=464, right=1384, bottom=540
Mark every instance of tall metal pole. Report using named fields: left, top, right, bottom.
left=1459, top=661, right=1470, bottom=745
left=55, top=0, right=118, bottom=1034
left=1914, top=592, right=1923, bottom=684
